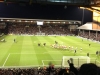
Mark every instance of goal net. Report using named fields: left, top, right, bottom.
left=62, top=56, right=90, bottom=67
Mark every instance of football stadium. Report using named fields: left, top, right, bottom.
left=0, top=0, right=100, bottom=75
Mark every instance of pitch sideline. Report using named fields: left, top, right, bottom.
left=2, top=53, right=10, bottom=67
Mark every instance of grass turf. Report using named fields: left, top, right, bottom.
left=0, top=35, right=100, bottom=68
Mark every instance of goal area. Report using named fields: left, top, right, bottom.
left=62, top=56, right=90, bottom=67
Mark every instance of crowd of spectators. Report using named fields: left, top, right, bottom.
left=0, top=58, right=100, bottom=75
left=78, top=30, right=100, bottom=41
left=0, top=22, right=100, bottom=39
left=0, top=22, right=100, bottom=41
left=8, top=22, right=38, bottom=35
left=7, top=22, right=74, bottom=35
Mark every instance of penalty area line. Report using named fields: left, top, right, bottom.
left=2, top=53, right=10, bottom=67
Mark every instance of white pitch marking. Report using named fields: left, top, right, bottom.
left=42, top=60, right=61, bottom=61
left=0, top=65, right=61, bottom=68
left=2, top=53, right=10, bottom=67
left=10, top=53, right=44, bottom=54
left=42, top=60, right=44, bottom=66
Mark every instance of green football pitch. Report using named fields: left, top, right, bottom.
left=0, top=35, right=100, bottom=68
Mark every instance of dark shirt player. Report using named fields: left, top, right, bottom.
left=89, top=44, right=91, bottom=47
left=43, top=43, right=46, bottom=46
left=38, top=43, right=41, bottom=46
left=55, top=41, right=58, bottom=44
left=14, top=39, right=16, bottom=43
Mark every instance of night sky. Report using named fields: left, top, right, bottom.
left=0, top=3, right=93, bottom=24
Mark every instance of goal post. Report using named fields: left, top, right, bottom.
left=62, top=56, right=90, bottom=67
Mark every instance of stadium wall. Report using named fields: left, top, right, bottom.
left=0, top=3, right=92, bottom=24
left=92, top=7, right=100, bottom=30
left=92, top=23, right=100, bottom=30
left=93, top=7, right=100, bottom=23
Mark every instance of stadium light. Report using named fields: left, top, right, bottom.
left=53, top=22, right=55, bottom=23
left=47, top=22, right=50, bottom=23
left=69, top=22, right=71, bottom=24
left=92, top=7, right=100, bottom=10
left=13, top=20, right=15, bottom=21
left=85, top=8, right=93, bottom=11
left=58, top=22, right=60, bottom=23
left=7, top=20, right=9, bottom=21
left=19, top=20, right=21, bottom=22
left=1, top=19, right=3, bottom=21
left=63, top=22, right=65, bottom=24
left=80, top=7, right=85, bottom=9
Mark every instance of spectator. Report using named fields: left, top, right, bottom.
left=67, top=58, right=78, bottom=75
left=78, top=63, right=100, bottom=75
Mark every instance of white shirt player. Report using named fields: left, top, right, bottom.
left=69, top=46, right=70, bottom=49
left=71, top=46, right=73, bottom=50
left=80, top=48, right=82, bottom=51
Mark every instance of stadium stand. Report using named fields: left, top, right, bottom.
left=7, top=22, right=73, bottom=36
left=0, top=0, right=100, bottom=75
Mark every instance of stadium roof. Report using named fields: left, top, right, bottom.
left=0, top=0, right=100, bottom=6
left=0, top=18, right=81, bottom=25
left=78, top=22, right=92, bottom=30
left=77, top=22, right=100, bottom=31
